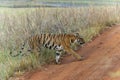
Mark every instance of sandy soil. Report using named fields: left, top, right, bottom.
left=16, top=25, right=120, bottom=80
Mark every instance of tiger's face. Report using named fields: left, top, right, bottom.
left=75, top=37, right=85, bottom=45
left=71, top=33, right=85, bottom=46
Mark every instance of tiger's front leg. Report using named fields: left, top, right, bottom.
left=55, top=50, right=62, bottom=64
left=65, top=47, right=84, bottom=61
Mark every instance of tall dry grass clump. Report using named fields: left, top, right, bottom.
left=0, top=6, right=120, bottom=79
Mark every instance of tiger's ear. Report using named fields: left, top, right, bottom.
left=74, top=32, right=80, bottom=37
left=74, top=32, right=84, bottom=38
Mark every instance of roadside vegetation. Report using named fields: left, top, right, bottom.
left=0, top=6, right=120, bottom=80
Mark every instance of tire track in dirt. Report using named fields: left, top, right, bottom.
left=23, top=25, right=120, bottom=80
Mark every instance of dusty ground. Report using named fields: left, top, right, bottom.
left=17, top=25, right=120, bottom=80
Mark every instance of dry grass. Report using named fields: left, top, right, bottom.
left=0, top=6, right=120, bottom=80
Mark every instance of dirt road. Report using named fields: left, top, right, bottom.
left=23, top=25, right=120, bottom=80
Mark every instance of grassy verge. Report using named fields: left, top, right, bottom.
left=0, top=6, right=120, bottom=80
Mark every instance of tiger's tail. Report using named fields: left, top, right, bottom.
left=9, top=41, right=26, bottom=57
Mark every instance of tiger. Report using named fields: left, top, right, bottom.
left=10, top=33, right=85, bottom=64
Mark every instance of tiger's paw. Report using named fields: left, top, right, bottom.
left=77, top=56, right=84, bottom=61
left=55, top=61, right=61, bottom=65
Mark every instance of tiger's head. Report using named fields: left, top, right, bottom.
left=70, top=33, right=85, bottom=46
